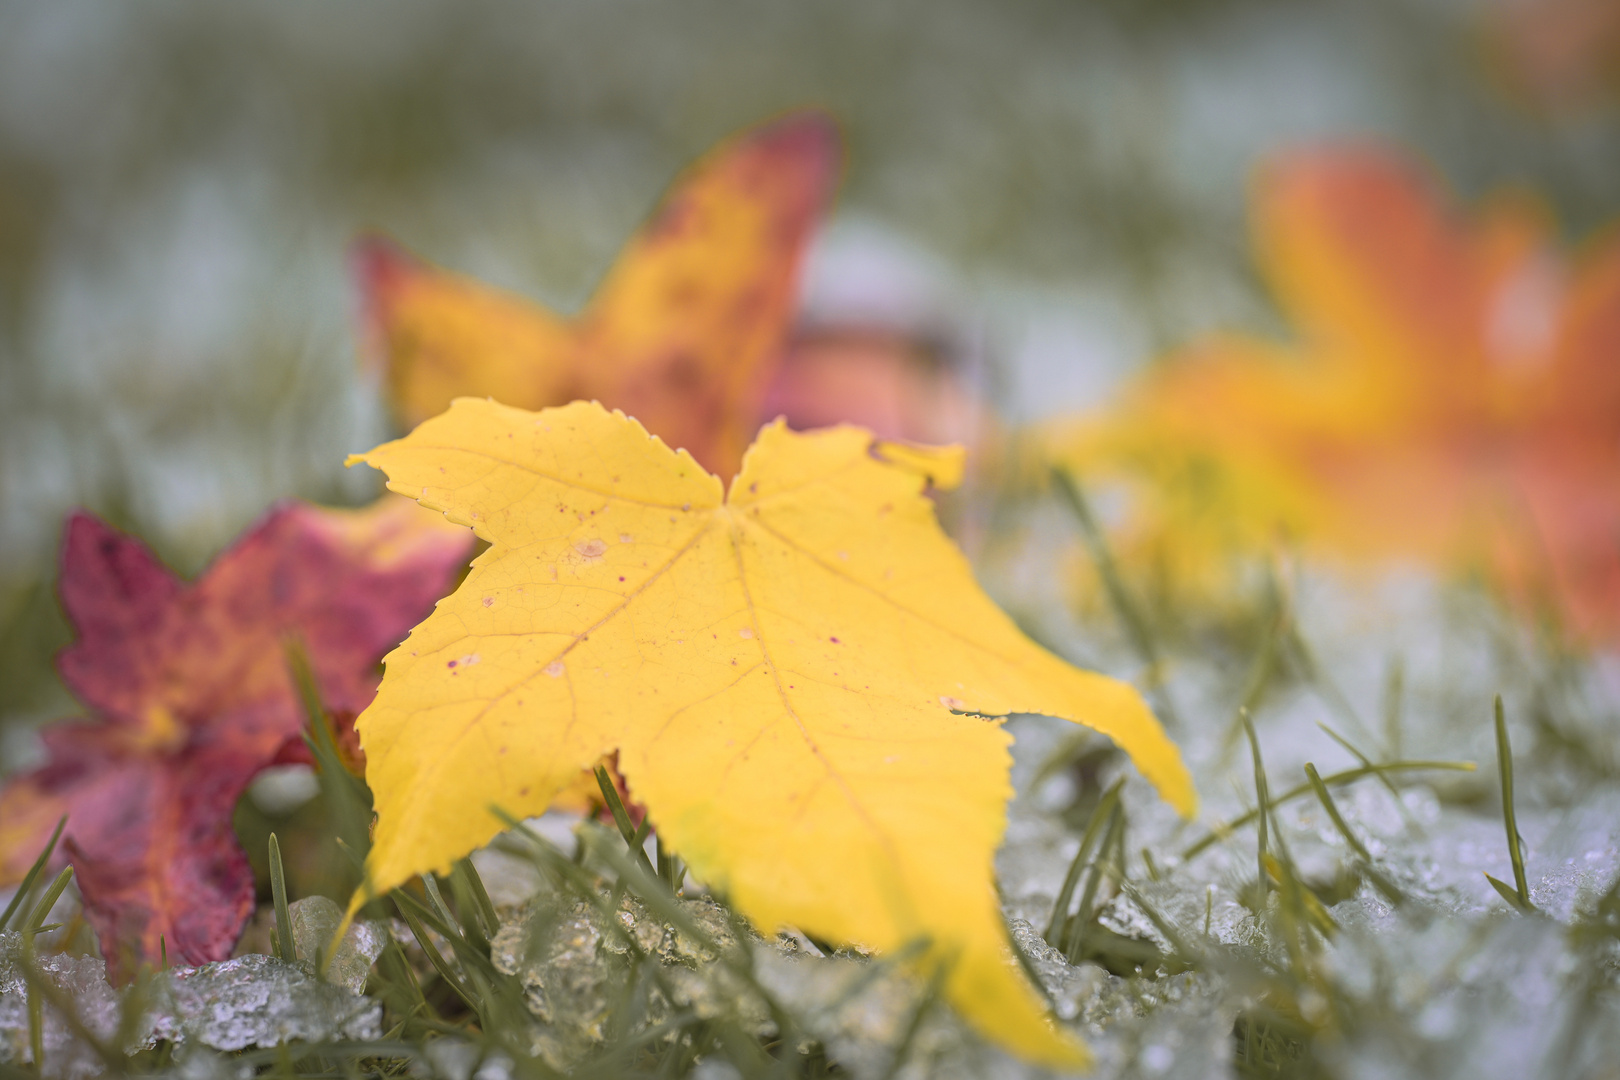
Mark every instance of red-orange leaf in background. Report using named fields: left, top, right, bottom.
left=0, top=498, right=472, bottom=980
left=356, top=110, right=841, bottom=481
left=1055, top=146, right=1620, bottom=639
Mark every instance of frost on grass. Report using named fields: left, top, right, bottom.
left=482, top=826, right=1050, bottom=1079
left=489, top=887, right=778, bottom=1069
left=143, top=954, right=382, bottom=1050
left=988, top=561, right=1620, bottom=1080
left=0, top=931, right=122, bottom=1079
left=0, top=932, right=381, bottom=1075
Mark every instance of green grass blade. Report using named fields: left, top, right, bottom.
left=1117, top=879, right=1199, bottom=965
left=1494, top=696, right=1533, bottom=911
left=1223, top=585, right=1286, bottom=757
left=1305, top=762, right=1404, bottom=906
left=392, top=893, right=481, bottom=1017
left=1062, top=832, right=1121, bottom=963
left=268, top=834, right=297, bottom=964
left=284, top=637, right=374, bottom=867
left=1180, top=759, right=1477, bottom=862
left=1043, top=778, right=1124, bottom=944
left=595, top=765, right=658, bottom=877
left=1062, top=802, right=1124, bottom=962
left=656, top=836, right=686, bottom=894
left=26, top=975, right=43, bottom=1073
left=422, top=873, right=461, bottom=938
left=391, top=887, right=495, bottom=977
left=443, top=870, right=491, bottom=953
left=595, top=764, right=638, bottom=841
left=454, top=857, right=501, bottom=937
left=1317, top=721, right=1401, bottom=800
left=23, top=866, right=74, bottom=934
left=573, top=824, right=804, bottom=1035
left=1051, top=467, right=1179, bottom=727
left=1242, top=711, right=1270, bottom=900
left=0, top=815, right=66, bottom=933
left=1485, top=873, right=1532, bottom=913
left=1304, top=763, right=1371, bottom=862
left=1382, top=656, right=1405, bottom=760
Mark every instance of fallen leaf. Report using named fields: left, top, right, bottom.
left=1054, top=146, right=1620, bottom=639
left=348, top=397, right=1195, bottom=1067
left=0, top=497, right=472, bottom=981
left=356, top=110, right=841, bottom=480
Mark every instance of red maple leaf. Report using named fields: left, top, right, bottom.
left=0, top=497, right=472, bottom=981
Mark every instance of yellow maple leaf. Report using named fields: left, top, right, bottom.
left=348, top=398, right=1195, bottom=1068
left=1051, top=145, right=1620, bottom=636
left=355, top=110, right=840, bottom=481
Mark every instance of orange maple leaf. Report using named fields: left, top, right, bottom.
left=0, top=498, right=472, bottom=980
left=355, top=110, right=841, bottom=481
left=1055, top=145, right=1620, bottom=639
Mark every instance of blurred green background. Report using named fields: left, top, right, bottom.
left=1, top=0, right=1617, bottom=749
